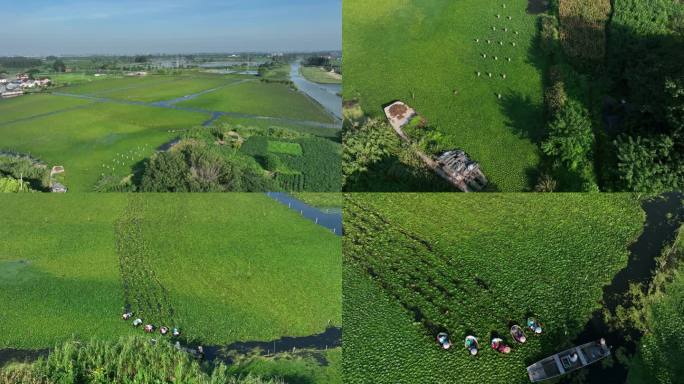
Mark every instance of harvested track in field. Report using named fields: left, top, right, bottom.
left=115, top=196, right=176, bottom=326
left=344, top=198, right=513, bottom=338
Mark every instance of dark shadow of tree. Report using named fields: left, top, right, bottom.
left=498, top=92, right=546, bottom=144
left=344, top=153, right=458, bottom=192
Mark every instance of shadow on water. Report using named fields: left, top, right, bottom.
left=0, top=327, right=341, bottom=370
left=558, top=192, right=684, bottom=384
left=201, top=327, right=341, bottom=364
left=0, top=349, right=49, bottom=367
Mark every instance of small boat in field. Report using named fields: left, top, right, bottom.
left=527, top=339, right=610, bottom=382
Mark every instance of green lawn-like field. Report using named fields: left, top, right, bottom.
left=344, top=0, right=547, bottom=191
left=0, top=94, right=93, bottom=125
left=300, top=67, right=342, bottom=85
left=0, top=193, right=341, bottom=349
left=0, top=98, right=209, bottom=191
left=61, top=73, right=244, bottom=103
left=343, top=193, right=645, bottom=383
left=177, top=81, right=335, bottom=123
left=268, top=141, right=303, bottom=156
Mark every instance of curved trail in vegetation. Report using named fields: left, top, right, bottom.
left=566, top=192, right=684, bottom=384
left=345, top=197, right=473, bottom=337
left=51, top=91, right=340, bottom=129
left=115, top=196, right=176, bottom=326
left=266, top=192, right=342, bottom=236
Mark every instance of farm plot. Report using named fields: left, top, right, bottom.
left=241, top=136, right=342, bottom=192
left=61, top=74, right=243, bottom=103
left=0, top=101, right=209, bottom=192
left=0, top=94, right=93, bottom=125
left=0, top=194, right=340, bottom=350
left=177, top=81, right=335, bottom=124
left=343, top=0, right=547, bottom=191
left=343, top=193, right=644, bottom=383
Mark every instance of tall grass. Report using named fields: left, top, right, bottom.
left=0, top=337, right=283, bottom=384
left=558, top=0, right=612, bottom=60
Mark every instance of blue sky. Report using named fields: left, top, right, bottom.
left=0, top=0, right=341, bottom=56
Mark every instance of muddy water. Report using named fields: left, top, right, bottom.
left=560, top=192, right=684, bottom=384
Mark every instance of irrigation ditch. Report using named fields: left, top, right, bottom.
left=561, top=192, right=684, bottom=384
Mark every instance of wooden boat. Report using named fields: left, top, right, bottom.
left=527, top=340, right=610, bottom=382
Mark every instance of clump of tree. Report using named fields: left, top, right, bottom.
left=542, top=100, right=595, bottom=174
left=343, top=118, right=452, bottom=192
left=0, top=336, right=283, bottom=384
left=0, top=176, right=33, bottom=192
left=140, top=140, right=274, bottom=192
left=0, top=56, right=42, bottom=69
left=0, top=152, right=50, bottom=191
left=606, top=0, right=684, bottom=192
left=52, top=59, right=66, bottom=73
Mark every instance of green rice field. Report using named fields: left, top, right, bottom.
left=343, top=193, right=645, bottom=383
left=0, top=70, right=340, bottom=192
left=0, top=194, right=341, bottom=350
left=343, top=0, right=547, bottom=191
left=0, top=98, right=208, bottom=191
left=177, top=81, right=335, bottom=123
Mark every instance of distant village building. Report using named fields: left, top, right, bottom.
left=384, top=101, right=488, bottom=192
left=0, top=74, right=50, bottom=99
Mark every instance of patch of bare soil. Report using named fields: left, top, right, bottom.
left=527, top=0, right=549, bottom=14
left=388, top=103, right=409, bottom=119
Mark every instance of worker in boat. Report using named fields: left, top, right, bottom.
left=527, top=318, right=543, bottom=334
left=491, top=338, right=511, bottom=354
left=132, top=318, right=143, bottom=327
left=437, top=332, right=452, bottom=350
left=464, top=335, right=479, bottom=356
left=122, top=312, right=133, bottom=320
left=511, top=325, right=526, bottom=343
left=172, top=328, right=181, bottom=337
left=569, top=352, right=579, bottom=364
left=160, top=326, right=169, bottom=335
left=197, top=346, right=205, bottom=360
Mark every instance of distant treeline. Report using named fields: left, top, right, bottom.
left=304, top=56, right=341, bottom=74
left=0, top=56, right=43, bottom=69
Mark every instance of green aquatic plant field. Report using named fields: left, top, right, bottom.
left=300, top=67, right=342, bottom=85
left=343, top=0, right=547, bottom=191
left=0, top=99, right=209, bottom=192
left=0, top=194, right=341, bottom=349
left=0, top=70, right=340, bottom=192
left=0, top=94, right=92, bottom=124
left=177, top=81, right=335, bottom=123
left=343, top=193, right=645, bottom=383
